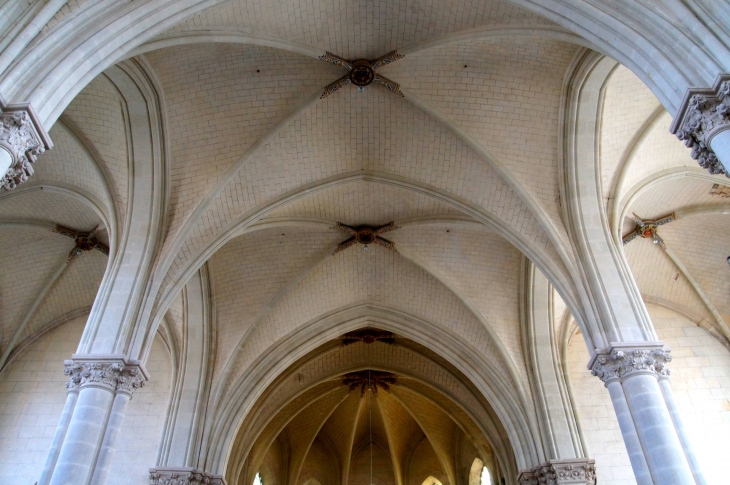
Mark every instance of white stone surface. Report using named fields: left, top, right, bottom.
left=0, top=317, right=85, bottom=485
left=107, top=337, right=172, bottom=485
left=568, top=304, right=730, bottom=485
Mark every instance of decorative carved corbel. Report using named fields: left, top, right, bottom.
left=590, top=344, right=671, bottom=386
left=518, top=459, right=596, bottom=485
left=671, top=74, right=730, bottom=177
left=149, top=467, right=227, bottom=485
left=0, top=96, right=52, bottom=190
left=63, top=354, right=148, bottom=397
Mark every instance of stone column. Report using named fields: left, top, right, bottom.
left=671, top=73, right=730, bottom=176
left=149, top=467, right=227, bottom=485
left=43, top=355, right=147, bottom=485
left=658, top=376, right=708, bottom=485
left=0, top=96, right=52, bottom=190
left=518, top=458, right=596, bottom=485
left=590, top=344, right=699, bottom=484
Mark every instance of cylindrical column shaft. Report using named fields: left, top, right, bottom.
left=90, top=393, right=131, bottom=485
left=622, top=374, right=695, bottom=484
left=605, top=380, right=652, bottom=485
left=658, top=378, right=707, bottom=485
left=48, top=387, right=115, bottom=485
left=38, top=392, right=78, bottom=485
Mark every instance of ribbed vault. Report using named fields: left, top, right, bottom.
left=228, top=332, right=504, bottom=485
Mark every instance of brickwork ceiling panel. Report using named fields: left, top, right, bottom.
left=63, top=74, right=130, bottom=223
left=32, top=123, right=112, bottom=216
left=0, top=231, right=72, bottom=350
left=624, top=238, right=712, bottom=324
left=382, top=36, right=579, bottom=235
left=389, top=225, right=525, bottom=381
left=0, top=191, right=101, bottom=231
left=166, top=0, right=555, bottom=60
left=223, top=246, right=509, bottom=398
left=144, top=42, right=343, bottom=247
left=659, top=216, right=730, bottom=318
left=209, top=227, right=344, bottom=381
left=266, top=181, right=464, bottom=225
left=618, top=112, right=696, bottom=204
left=163, top=86, right=555, bottom=293
left=26, top=249, right=106, bottom=344
left=600, top=65, right=660, bottom=203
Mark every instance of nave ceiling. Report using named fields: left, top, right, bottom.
left=0, top=1, right=729, bottom=482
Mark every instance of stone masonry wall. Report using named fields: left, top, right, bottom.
left=567, top=303, right=730, bottom=485
left=0, top=318, right=172, bottom=485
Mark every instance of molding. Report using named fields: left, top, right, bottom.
left=518, top=459, right=596, bottom=485
left=588, top=343, right=671, bottom=386
left=671, top=73, right=730, bottom=176
left=209, top=304, right=524, bottom=478
left=149, top=467, right=227, bottom=485
left=63, top=354, right=149, bottom=397
left=0, top=96, right=53, bottom=190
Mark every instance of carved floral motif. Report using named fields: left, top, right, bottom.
left=149, top=468, right=226, bottom=485
left=519, top=460, right=596, bottom=485
left=52, top=224, right=110, bottom=261
left=590, top=347, right=671, bottom=385
left=331, top=221, right=399, bottom=254
left=64, top=358, right=147, bottom=396
left=671, top=74, right=730, bottom=177
left=0, top=103, right=52, bottom=191
left=318, top=50, right=405, bottom=99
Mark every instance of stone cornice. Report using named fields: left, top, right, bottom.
left=518, top=459, right=596, bottom=485
left=149, top=467, right=227, bottom=485
left=63, top=354, right=149, bottom=397
left=589, top=343, right=671, bottom=386
left=671, top=73, right=730, bottom=177
left=0, top=95, right=53, bottom=191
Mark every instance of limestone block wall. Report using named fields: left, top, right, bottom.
left=0, top=317, right=172, bottom=485
left=0, top=317, right=85, bottom=485
left=567, top=304, right=730, bottom=485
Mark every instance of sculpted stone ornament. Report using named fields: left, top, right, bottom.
left=319, top=50, right=405, bottom=98
left=518, top=459, right=596, bottom=485
left=64, top=354, right=148, bottom=396
left=331, top=221, right=399, bottom=254
left=621, top=212, right=677, bottom=250
left=0, top=97, right=52, bottom=190
left=671, top=74, right=730, bottom=177
left=52, top=224, right=110, bottom=261
left=149, top=467, right=227, bottom=485
left=590, top=344, right=671, bottom=386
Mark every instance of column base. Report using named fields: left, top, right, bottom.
left=518, top=459, right=596, bottom=485
left=149, top=467, right=227, bottom=485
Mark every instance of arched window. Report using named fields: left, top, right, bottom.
left=253, top=473, right=263, bottom=485
left=421, top=476, right=443, bottom=485
left=480, top=465, right=492, bottom=485
left=469, top=458, right=492, bottom=485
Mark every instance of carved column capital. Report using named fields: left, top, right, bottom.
left=64, top=354, right=148, bottom=397
left=518, top=459, right=596, bottom=485
left=0, top=96, right=52, bottom=190
left=671, top=73, right=730, bottom=177
left=149, top=467, right=227, bottom=485
left=590, top=343, right=671, bottom=386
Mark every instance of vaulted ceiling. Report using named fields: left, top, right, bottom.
left=1, top=0, right=728, bottom=481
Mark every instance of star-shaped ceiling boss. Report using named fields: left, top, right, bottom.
left=331, top=221, right=399, bottom=255
left=319, top=50, right=405, bottom=99
left=622, top=212, right=677, bottom=250
left=52, top=224, right=110, bottom=261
